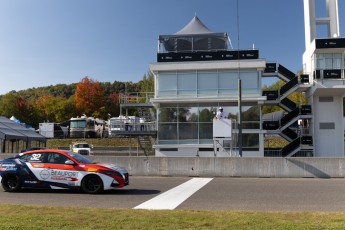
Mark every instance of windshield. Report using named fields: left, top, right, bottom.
left=67, top=151, right=93, bottom=164
left=70, top=120, right=86, bottom=128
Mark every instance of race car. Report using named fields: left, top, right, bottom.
left=0, top=149, right=129, bottom=194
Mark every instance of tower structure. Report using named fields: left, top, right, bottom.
left=303, top=0, right=345, bottom=156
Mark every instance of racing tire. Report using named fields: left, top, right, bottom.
left=81, top=175, right=103, bottom=194
left=1, top=174, right=21, bottom=192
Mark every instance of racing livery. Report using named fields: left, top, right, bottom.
left=0, top=150, right=129, bottom=194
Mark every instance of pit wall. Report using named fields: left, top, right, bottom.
left=1, top=154, right=345, bottom=178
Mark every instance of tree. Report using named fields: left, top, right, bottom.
left=36, top=95, right=76, bottom=123
left=0, top=93, right=18, bottom=117
left=75, top=77, right=105, bottom=116
left=139, top=72, right=154, bottom=93
left=262, top=79, right=307, bottom=114
left=105, top=92, right=120, bottom=118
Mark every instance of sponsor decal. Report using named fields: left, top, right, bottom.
left=30, top=154, right=42, bottom=161
left=32, top=163, right=44, bottom=168
left=24, top=180, right=38, bottom=184
left=39, top=169, right=79, bottom=181
left=40, top=169, right=50, bottom=180
left=0, top=163, right=17, bottom=171
left=50, top=170, right=79, bottom=181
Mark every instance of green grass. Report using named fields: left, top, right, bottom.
left=1, top=204, right=345, bottom=229
left=46, top=138, right=139, bottom=149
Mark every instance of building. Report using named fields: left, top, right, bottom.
left=148, top=0, right=345, bottom=157
left=303, top=0, right=345, bottom=157
left=150, top=16, right=267, bottom=157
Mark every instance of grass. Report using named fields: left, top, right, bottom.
left=1, top=204, right=345, bottom=229
left=46, top=138, right=139, bottom=149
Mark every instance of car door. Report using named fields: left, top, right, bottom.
left=19, top=152, right=49, bottom=185
left=44, top=152, right=81, bottom=188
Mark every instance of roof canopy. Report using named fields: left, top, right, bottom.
left=0, top=116, right=46, bottom=142
left=159, top=16, right=230, bottom=53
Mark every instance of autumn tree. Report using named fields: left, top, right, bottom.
left=74, top=77, right=105, bottom=116
left=0, top=92, right=39, bottom=126
left=262, top=79, right=307, bottom=114
left=105, top=92, right=120, bottom=118
left=36, top=94, right=76, bottom=122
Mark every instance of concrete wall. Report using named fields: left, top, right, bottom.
left=1, top=154, right=345, bottom=178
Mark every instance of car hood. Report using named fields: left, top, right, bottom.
left=99, top=163, right=128, bottom=175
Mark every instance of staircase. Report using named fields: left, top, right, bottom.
left=138, top=136, right=155, bottom=156
left=262, top=63, right=313, bottom=157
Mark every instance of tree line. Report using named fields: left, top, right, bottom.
left=0, top=73, right=154, bottom=128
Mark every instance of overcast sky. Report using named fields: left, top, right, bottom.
left=0, top=0, right=344, bottom=95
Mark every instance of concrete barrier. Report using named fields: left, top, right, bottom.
left=1, top=154, right=344, bottom=178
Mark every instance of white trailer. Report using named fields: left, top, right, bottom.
left=39, top=123, right=66, bottom=138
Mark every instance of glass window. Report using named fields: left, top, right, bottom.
left=333, top=54, right=342, bottom=69
left=21, top=152, right=46, bottom=163
left=325, top=54, right=333, bottom=69
left=47, top=152, right=68, bottom=164
left=159, top=108, right=177, bottom=122
left=177, top=72, right=196, bottom=89
left=199, top=123, right=213, bottom=140
left=199, top=107, right=215, bottom=122
left=70, top=120, right=86, bottom=128
left=158, top=123, right=177, bottom=141
left=219, top=71, right=238, bottom=95
left=179, top=123, right=198, bottom=143
left=240, top=71, right=259, bottom=93
left=198, top=72, right=218, bottom=95
left=242, top=134, right=259, bottom=150
left=177, top=72, right=196, bottom=96
left=178, top=107, right=198, bottom=122
left=157, top=73, right=177, bottom=96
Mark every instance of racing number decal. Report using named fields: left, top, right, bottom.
left=30, top=154, right=41, bottom=161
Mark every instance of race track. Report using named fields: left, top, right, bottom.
left=1, top=177, right=345, bottom=212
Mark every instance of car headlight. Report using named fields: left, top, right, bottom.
left=98, top=170, right=123, bottom=178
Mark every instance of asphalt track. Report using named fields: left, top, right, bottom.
left=1, top=177, right=345, bottom=212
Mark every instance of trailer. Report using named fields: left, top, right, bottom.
left=39, top=123, right=67, bottom=138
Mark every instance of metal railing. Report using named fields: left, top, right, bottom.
left=119, top=92, right=154, bottom=104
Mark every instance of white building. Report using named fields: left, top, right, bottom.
left=148, top=0, right=344, bottom=157
left=303, top=0, right=345, bottom=157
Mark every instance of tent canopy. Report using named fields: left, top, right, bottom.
left=159, top=16, right=230, bottom=53
left=0, top=116, right=46, bottom=142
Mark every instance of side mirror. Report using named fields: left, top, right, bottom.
left=65, top=160, right=75, bottom=165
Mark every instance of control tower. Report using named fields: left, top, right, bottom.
left=303, top=0, right=345, bottom=156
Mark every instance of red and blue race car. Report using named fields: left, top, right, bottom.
left=0, top=149, right=129, bottom=194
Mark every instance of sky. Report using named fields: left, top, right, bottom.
left=0, top=0, right=344, bottom=95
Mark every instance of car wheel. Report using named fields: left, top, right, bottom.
left=1, top=174, right=21, bottom=192
left=81, top=175, right=103, bottom=194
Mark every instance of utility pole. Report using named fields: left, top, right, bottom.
left=238, top=79, right=242, bottom=157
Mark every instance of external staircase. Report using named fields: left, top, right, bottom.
left=262, top=63, right=313, bottom=157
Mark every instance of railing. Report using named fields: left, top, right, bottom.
left=314, top=69, right=344, bottom=79
left=109, top=121, right=157, bottom=137
left=278, top=64, right=295, bottom=80
left=281, top=138, right=300, bottom=157
left=264, top=63, right=278, bottom=73
left=157, top=50, right=259, bottom=62
left=280, top=97, right=296, bottom=111
left=262, top=90, right=279, bottom=100
left=280, top=77, right=298, bottom=96
left=280, top=107, right=300, bottom=127
left=264, top=149, right=313, bottom=157
left=119, top=92, right=154, bottom=104
left=281, top=127, right=298, bottom=140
